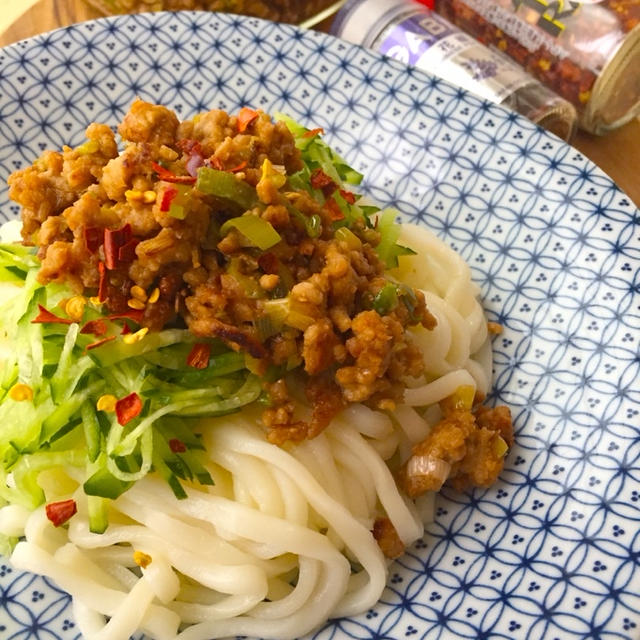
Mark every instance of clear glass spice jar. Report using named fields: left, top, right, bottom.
left=82, top=0, right=345, bottom=26
left=331, top=0, right=578, bottom=141
left=433, top=0, right=640, bottom=133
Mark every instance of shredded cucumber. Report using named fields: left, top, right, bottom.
left=0, top=246, right=261, bottom=543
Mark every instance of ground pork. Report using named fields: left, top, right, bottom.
left=399, top=404, right=514, bottom=496
left=9, top=98, right=437, bottom=444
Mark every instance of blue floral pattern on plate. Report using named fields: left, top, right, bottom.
left=0, top=11, right=639, bottom=640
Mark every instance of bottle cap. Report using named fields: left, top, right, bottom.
left=331, top=0, right=407, bottom=46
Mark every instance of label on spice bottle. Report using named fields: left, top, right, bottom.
left=378, top=11, right=532, bottom=103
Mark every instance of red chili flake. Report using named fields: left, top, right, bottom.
left=257, top=252, right=280, bottom=274
left=151, top=161, right=196, bottom=185
left=98, top=261, right=108, bottom=302
left=310, top=168, right=334, bottom=190
left=208, top=156, right=225, bottom=171
left=80, top=319, right=108, bottom=336
left=120, top=323, right=132, bottom=335
left=186, top=342, right=211, bottom=369
left=86, top=335, right=116, bottom=351
left=108, top=310, right=144, bottom=324
left=325, top=196, right=345, bottom=221
left=159, top=186, right=178, bottom=212
left=310, top=168, right=337, bottom=197
left=118, top=238, right=139, bottom=264
left=237, top=106, right=259, bottom=133
left=45, top=499, right=77, bottom=527
left=84, top=226, right=104, bottom=253
left=32, top=304, right=73, bottom=325
left=339, top=189, right=356, bottom=204
left=115, top=392, right=143, bottom=426
left=104, top=224, right=132, bottom=270
left=302, top=127, right=325, bottom=138
left=169, top=438, right=187, bottom=453
left=177, top=138, right=203, bottom=156
left=229, top=160, right=248, bottom=173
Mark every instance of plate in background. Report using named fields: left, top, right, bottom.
left=0, top=11, right=639, bottom=640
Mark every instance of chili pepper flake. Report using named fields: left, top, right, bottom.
left=118, top=238, right=139, bottom=264
left=159, top=186, right=178, bottom=212
left=108, top=310, right=144, bottom=324
left=169, top=438, right=187, bottom=453
left=86, top=335, right=116, bottom=351
left=257, top=252, right=280, bottom=275
left=236, top=106, right=259, bottom=133
left=310, top=168, right=336, bottom=192
left=208, top=156, right=225, bottom=171
left=104, top=224, right=133, bottom=270
left=151, top=161, right=196, bottom=185
left=325, top=196, right=345, bottom=221
left=80, top=319, right=108, bottom=336
left=302, top=127, right=325, bottom=138
left=84, top=226, right=103, bottom=253
left=45, top=499, right=77, bottom=527
left=229, top=160, right=248, bottom=173
left=98, top=261, right=108, bottom=303
left=339, top=189, right=356, bottom=205
left=32, top=304, right=73, bottom=325
left=115, top=392, right=143, bottom=426
left=186, top=342, right=211, bottom=369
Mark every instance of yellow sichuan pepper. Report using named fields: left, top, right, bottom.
left=9, top=384, right=33, bottom=402
left=64, top=296, right=87, bottom=322
left=440, top=385, right=475, bottom=415
left=123, top=327, right=149, bottom=345
left=133, top=550, right=152, bottom=569
left=97, top=394, right=117, bottom=412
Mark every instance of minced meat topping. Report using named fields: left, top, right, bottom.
left=8, top=99, right=437, bottom=443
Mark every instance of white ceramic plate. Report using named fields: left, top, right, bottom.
left=0, top=11, right=639, bottom=640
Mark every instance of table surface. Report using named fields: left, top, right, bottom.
left=1, top=0, right=639, bottom=208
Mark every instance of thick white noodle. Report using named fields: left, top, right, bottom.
left=2, top=219, right=495, bottom=640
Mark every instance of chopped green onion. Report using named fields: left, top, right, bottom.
left=335, top=226, right=362, bottom=250
left=494, top=436, right=509, bottom=458
left=196, top=167, right=257, bottom=211
left=220, top=215, right=282, bottom=251
left=263, top=298, right=290, bottom=325
left=285, top=203, right=322, bottom=238
left=75, top=139, right=100, bottom=155
left=372, top=284, right=399, bottom=315
left=168, top=203, right=185, bottom=220
left=375, top=209, right=417, bottom=269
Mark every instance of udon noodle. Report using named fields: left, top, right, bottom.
left=1, top=221, right=491, bottom=640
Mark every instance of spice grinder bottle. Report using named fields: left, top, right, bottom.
left=433, top=0, right=640, bottom=133
left=331, top=0, right=577, bottom=141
